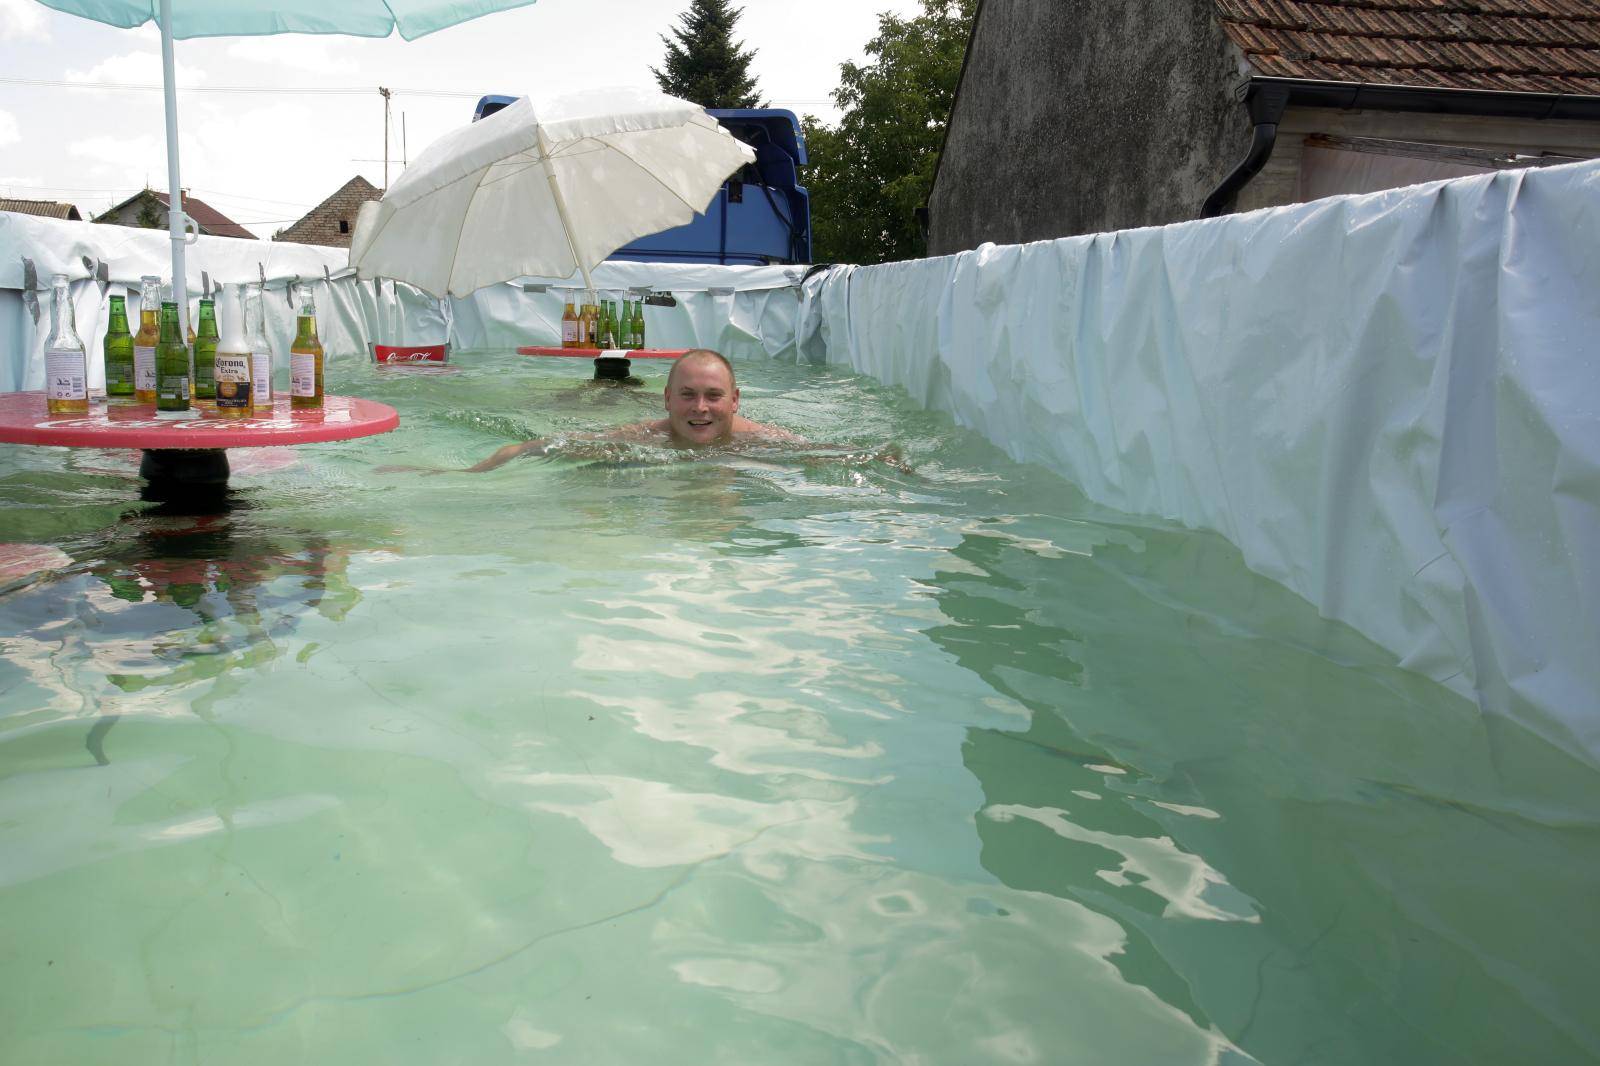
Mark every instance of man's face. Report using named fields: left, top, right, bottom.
left=664, top=357, right=739, bottom=445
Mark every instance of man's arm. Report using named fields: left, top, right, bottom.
left=464, top=439, right=547, bottom=472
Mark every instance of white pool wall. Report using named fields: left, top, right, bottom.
left=798, top=158, right=1600, bottom=767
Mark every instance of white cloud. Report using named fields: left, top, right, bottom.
left=0, top=109, right=19, bottom=148
left=0, top=0, right=48, bottom=42
left=65, top=51, right=208, bottom=90
left=225, top=35, right=352, bottom=71
left=70, top=133, right=166, bottom=169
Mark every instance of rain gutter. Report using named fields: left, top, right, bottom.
left=1201, top=76, right=1600, bottom=218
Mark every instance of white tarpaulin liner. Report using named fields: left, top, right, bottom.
left=0, top=212, right=809, bottom=391
left=799, top=159, right=1600, bottom=767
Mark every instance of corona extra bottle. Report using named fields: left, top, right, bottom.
left=133, top=274, right=160, bottom=403
left=44, top=273, right=89, bottom=415
left=244, top=282, right=273, bottom=409
left=213, top=284, right=253, bottom=417
left=289, top=291, right=324, bottom=409
left=192, top=297, right=218, bottom=400
left=155, top=294, right=190, bottom=412
left=103, top=294, right=134, bottom=398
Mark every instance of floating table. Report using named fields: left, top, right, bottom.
left=518, top=346, right=686, bottom=382
left=0, top=391, right=399, bottom=498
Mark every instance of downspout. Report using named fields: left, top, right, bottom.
left=1201, top=82, right=1291, bottom=218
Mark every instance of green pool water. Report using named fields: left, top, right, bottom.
left=1, top=349, right=1596, bottom=1065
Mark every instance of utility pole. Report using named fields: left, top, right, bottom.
left=379, top=86, right=393, bottom=191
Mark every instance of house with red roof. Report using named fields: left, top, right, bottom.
left=927, top=0, right=1600, bottom=254
left=93, top=188, right=256, bottom=240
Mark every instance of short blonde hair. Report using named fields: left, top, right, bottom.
left=666, top=348, right=735, bottom=390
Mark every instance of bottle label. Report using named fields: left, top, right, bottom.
left=134, top=345, right=156, bottom=391
left=290, top=352, right=317, bottom=397
left=214, top=353, right=251, bottom=409
left=158, top=374, right=188, bottom=401
left=562, top=319, right=578, bottom=344
left=106, top=361, right=133, bottom=389
left=251, top=351, right=272, bottom=404
left=45, top=348, right=87, bottom=401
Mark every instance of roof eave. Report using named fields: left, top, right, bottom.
left=1249, top=75, right=1600, bottom=123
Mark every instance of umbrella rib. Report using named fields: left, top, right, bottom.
left=445, top=163, right=499, bottom=296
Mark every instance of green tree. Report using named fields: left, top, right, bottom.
left=135, top=190, right=164, bottom=229
left=803, top=0, right=975, bottom=264
left=652, top=0, right=761, bottom=109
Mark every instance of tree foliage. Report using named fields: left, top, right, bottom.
left=652, top=0, right=762, bottom=110
left=803, top=0, right=975, bottom=264
left=135, top=190, right=164, bottom=229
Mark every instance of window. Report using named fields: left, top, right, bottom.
left=339, top=219, right=350, bottom=234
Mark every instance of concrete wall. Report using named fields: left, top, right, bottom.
left=927, top=0, right=1252, bottom=255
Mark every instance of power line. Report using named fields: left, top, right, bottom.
left=0, top=75, right=480, bottom=98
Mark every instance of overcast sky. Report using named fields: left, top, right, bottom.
left=0, top=0, right=923, bottom=237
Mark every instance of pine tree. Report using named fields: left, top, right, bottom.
left=135, top=190, right=164, bottom=229
left=652, top=0, right=762, bottom=110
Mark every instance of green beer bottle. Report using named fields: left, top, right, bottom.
left=103, top=294, right=134, bottom=398
left=289, top=292, right=324, bottom=409
left=192, top=297, right=218, bottom=399
left=155, top=298, right=190, bottom=412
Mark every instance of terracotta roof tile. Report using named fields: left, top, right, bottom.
left=0, top=198, right=81, bottom=220
left=1213, top=0, right=1600, bottom=94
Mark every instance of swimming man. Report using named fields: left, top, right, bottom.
left=462, top=348, right=803, bottom=472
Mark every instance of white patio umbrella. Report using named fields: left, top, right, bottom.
left=34, top=0, right=538, bottom=337
left=347, top=87, right=757, bottom=298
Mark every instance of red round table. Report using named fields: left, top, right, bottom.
left=0, top=391, right=398, bottom=496
left=518, top=346, right=685, bottom=383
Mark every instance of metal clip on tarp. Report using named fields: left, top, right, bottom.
left=20, top=257, right=39, bottom=325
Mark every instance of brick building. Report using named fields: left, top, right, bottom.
left=275, top=176, right=382, bottom=248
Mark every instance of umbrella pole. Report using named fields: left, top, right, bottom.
left=536, top=130, right=593, bottom=294
left=157, top=0, right=192, bottom=364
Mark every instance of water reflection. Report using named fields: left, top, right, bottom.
left=924, top=518, right=1600, bottom=1065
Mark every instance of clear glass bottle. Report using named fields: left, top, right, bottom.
left=44, top=273, right=89, bottom=415
left=103, top=294, right=135, bottom=398
left=289, top=291, right=324, bottom=409
left=213, top=284, right=253, bottom=418
left=192, top=297, right=218, bottom=399
left=155, top=296, right=190, bottom=412
left=244, top=282, right=274, bottom=409
left=561, top=296, right=579, bottom=348
left=132, top=274, right=161, bottom=404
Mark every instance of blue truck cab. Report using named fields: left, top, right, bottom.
left=473, top=95, right=811, bottom=266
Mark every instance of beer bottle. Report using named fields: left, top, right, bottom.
left=44, top=273, right=89, bottom=415
left=633, top=299, right=645, bottom=350
left=213, top=284, right=253, bottom=418
left=155, top=294, right=190, bottom=412
left=193, top=297, right=218, bottom=400
left=103, top=294, right=134, bottom=398
left=598, top=300, right=612, bottom=349
left=244, top=282, right=273, bottom=409
left=289, top=291, right=324, bottom=409
left=133, top=274, right=160, bottom=404
left=561, top=295, right=579, bottom=348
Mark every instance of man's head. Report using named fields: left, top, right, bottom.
left=663, top=349, right=739, bottom=445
